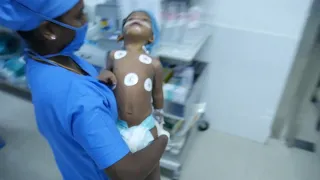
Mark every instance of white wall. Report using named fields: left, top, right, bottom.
left=196, top=0, right=314, bottom=142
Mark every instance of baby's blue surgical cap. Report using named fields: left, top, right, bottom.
left=124, top=10, right=160, bottom=53
left=0, top=0, right=79, bottom=31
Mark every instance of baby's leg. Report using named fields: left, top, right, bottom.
left=145, top=163, right=161, bottom=180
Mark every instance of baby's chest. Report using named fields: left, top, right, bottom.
left=116, top=67, right=154, bottom=93
left=114, top=52, right=155, bottom=76
left=114, top=62, right=154, bottom=89
left=114, top=60, right=153, bottom=75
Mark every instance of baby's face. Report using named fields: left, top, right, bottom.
left=124, top=12, right=152, bottom=37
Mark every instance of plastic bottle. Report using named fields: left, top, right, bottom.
left=161, top=2, right=180, bottom=43
left=176, top=2, right=188, bottom=43
left=183, top=6, right=203, bottom=44
left=187, top=6, right=203, bottom=29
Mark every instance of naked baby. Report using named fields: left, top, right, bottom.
left=98, top=10, right=166, bottom=180
left=98, top=10, right=168, bottom=174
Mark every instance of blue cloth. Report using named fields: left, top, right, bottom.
left=117, top=114, right=155, bottom=130
left=26, top=54, right=130, bottom=180
left=0, top=0, right=79, bottom=31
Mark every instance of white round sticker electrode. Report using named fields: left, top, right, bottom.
left=124, top=73, right=139, bottom=86
left=114, top=50, right=127, bottom=60
left=144, top=78, right=153, bottom=92
left=139, top=54, right=152, bottom=64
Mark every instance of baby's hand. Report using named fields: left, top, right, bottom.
left=98, top=70, right=117, bottom=89
left=153, top=109, right=164, bottom=125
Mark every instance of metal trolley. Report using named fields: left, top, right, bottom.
left=159, top=61, right=209, bottom=180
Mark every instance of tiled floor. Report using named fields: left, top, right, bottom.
left=0, top=91, right=320, bottom=180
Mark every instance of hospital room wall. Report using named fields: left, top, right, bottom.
left=193, top=0, right=314, bottom=143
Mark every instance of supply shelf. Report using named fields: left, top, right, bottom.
left=153, top=25, right=212, bottom=63
left=0, top=78, right=30, bottom=101
left=159, top=60, right=208, bottom=180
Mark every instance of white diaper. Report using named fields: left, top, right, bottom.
left=117, top=115, right=155, bottom=153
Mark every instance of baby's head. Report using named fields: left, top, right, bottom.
left=118, top=10, right=160, bottom=53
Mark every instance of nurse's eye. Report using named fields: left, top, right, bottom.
left=77, top=13, right=87, bottom=25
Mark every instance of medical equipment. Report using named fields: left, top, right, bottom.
left=83, top=0, right=107, bottom=24
left=0, top=29, right=23, bottom=60
left=0, top=136, right=5, bottom=149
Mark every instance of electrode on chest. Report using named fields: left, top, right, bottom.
left=144, top=78, right=153, bottom=92
left=139, top=54, right=152, bottom=64
left=114, top=50, right=127, bottom=60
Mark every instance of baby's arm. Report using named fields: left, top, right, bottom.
left=146, top=58, right=164, bottom=180
left=98, top=51, right=117, bottom=87
left=152, top=58, right=164, bottom=123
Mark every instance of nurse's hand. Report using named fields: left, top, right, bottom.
left=98, top=70, right=117, bottom=89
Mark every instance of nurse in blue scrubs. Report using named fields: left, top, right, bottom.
left=0, top=0, right=168, bottom=179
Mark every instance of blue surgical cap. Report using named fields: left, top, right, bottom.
left=124, top=10, right=160, bottom=53
left=0, top=0, right=79, bottom=31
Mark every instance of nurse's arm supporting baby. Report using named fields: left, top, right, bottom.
left=105, top=134, right=168, bottom=180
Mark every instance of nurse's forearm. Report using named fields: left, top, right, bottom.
left=105, top=135, right=168, bottom=180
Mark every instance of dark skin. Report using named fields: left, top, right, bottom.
left=99, top=12, right=163, bottom=180
left=19, top=1, right=167, bottom=180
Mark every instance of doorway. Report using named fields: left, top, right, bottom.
left=272, top=0, right=320, bottom=152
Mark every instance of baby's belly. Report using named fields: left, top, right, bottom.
left=114, top=85, right=153, bottom=127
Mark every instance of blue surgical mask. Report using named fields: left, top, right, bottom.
left=53, top=21, right=88, bottom=57
left=26, top=21, right=88, bottom=60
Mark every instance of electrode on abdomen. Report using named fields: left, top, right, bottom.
left=124, top=73, right=139, bottom=86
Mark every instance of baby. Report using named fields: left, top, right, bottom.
left=99, top=10, right=166, bottom=180
left=99, top=11, right=167, bottom=152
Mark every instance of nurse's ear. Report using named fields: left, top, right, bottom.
left=38, top=21, right=57, bottom=41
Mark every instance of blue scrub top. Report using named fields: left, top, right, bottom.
left=26, top=55, right=130, bottom=180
